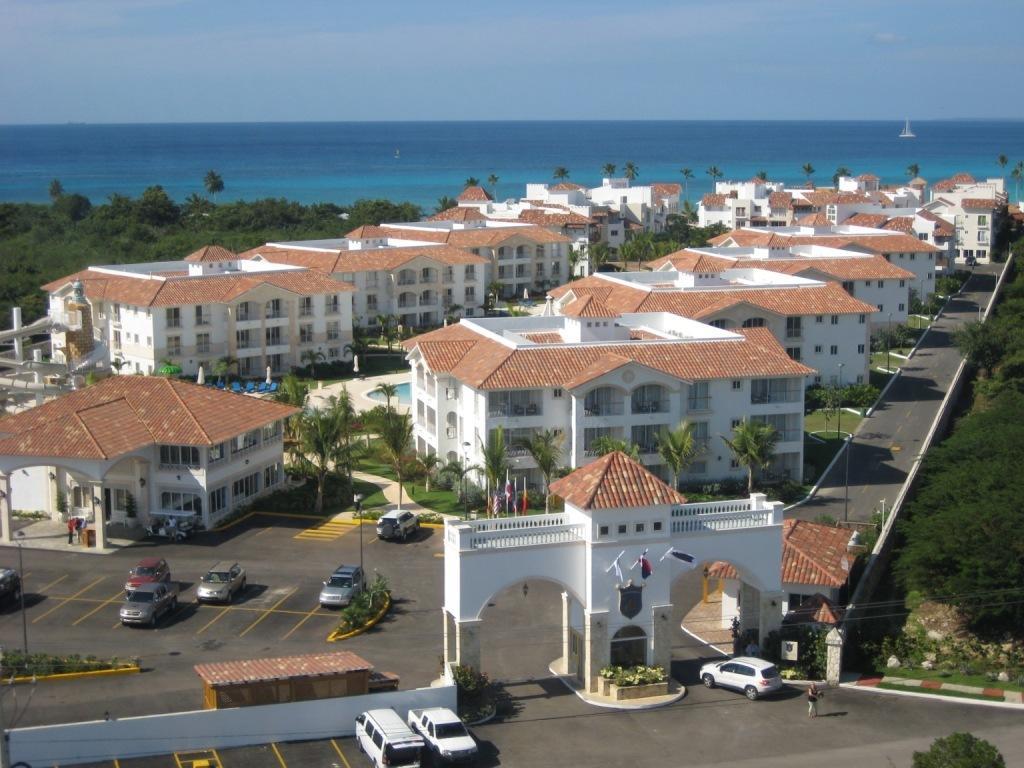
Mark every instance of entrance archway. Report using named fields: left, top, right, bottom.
left=610, top=625, right=647, bottom=667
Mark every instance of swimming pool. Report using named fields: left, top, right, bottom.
left=366, top=381, right=411, bottom=405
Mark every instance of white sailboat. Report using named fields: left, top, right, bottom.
left=899, top=119, right=916, bottom=139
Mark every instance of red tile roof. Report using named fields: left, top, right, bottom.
left=194, top=651, right=373, bottom=686
left=736, top=255, right=914, bottom=281
left=457, top=185, right=493, bottom=203
left=881, top=216, right=915, bottom=233
left=549, top=451, right=686, bottom=510
left=707, top=229, right=941, bottom=255
left=516, top=209, right=593, bottom=227
left=708, top=519, right=851, bottom=587
left=561, top=294, right=617, bottom=318
left=0, top=377, right=299, bottom=459
left=551, top=182, right=585, bottom=192
left=783, top=593, right=844, bottom=625
left=428, top=206, right=489, bottom=222
left=857, top=173, right=879, bottom=182
left=959, top=198, right=997, bottom=210
left=651, top=182, right=682, bottom=198
left=768, top=192, right=793, bottom=210
left=184, top=245, right=237, bottom=263
left=250, top=244, right=487, bottom=272
left=797, top=213, right=831, bottom=227
left=843, top=213, right=889, bottom=228
left=650, top=251, right=737, bottom=273
left=702, top=193, right=727, bottom=208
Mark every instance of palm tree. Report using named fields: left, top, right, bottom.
left=1012, top=161, right=1024, bottom=203
left=213, top=355, right=238, bottom=384
left=378, top=413, right=414, bottom=511
left=832, top=166, right=852, bottom=186
left=657, top=421, right=699, bottom=491
left=295, top=404, right=344, bottom=515
left=416, top=453, right=441, bottom=492
left=681, top=199, right=698, bottom=223
left=997, top=154, right=1008, bottom=179
left=486, top=280, right=503, bottom=311
left=802, top=163, right=815, bottom=185
left=588, top=241, right=611, bottom=274
left=203, top=170, right=224, bottom=198
left=273, top=373, right=309, bottom=461
left=705, top=166, right=724, bottom=188
left=679, top=168, right=694, bottom=201
left=375, top=314, right=391, bottom=342
left=487, top=174, right=499, bottom=198
left=480, top=426, right=510, bottom=507
left=602, top=163, right=617, bottom=178
left=332, top=388, right=361, bottom=497
left=722, top=421, right=779, bottom=493
left=515, top=429, right=564, bottom=513
left=435, top=195, right=457, bottom=213
left=590, top=436, right=640, bottom=460
left=464, top=176, right=480, bottom=188
left=628, top=232, right=655, bottom=271
left=906, top=163, right=920, bottom=180
left=623, top=161, right=639, bottom=182
left=301, top=349, right=326, bottom=379
left=48, top=179, right=64, bottom=202
left=755, top=170, right=769, bottom=181
left=372, top=382, right=399, bottom=414
left=553, top=167, right=571, bottom=181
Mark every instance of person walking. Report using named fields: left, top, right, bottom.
left=807, top=682, right=821, bottom=718
left=67, top=516, right=76, bottom=545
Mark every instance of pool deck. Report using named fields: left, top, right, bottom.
left=307, top=372, right=411, bottom=414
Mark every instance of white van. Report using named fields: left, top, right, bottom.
left=354, top=708, right=425, bottom=768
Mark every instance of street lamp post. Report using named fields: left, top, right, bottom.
left=462, top=441, right=471, bottom=518
left=843, top=435, right=851, bottom=523
left=354, top=494, right=364, bottom=574
left=886, top=312, right=893, bottom=373
left=14, top=531, right=27, bottom=656
left=837, top=363, right=845, bottom=438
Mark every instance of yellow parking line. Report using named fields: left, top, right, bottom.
left=195, top=606, right=231, bottom=635
left=212, top=748, right=224, bottom=767
left=239, top=588, right=296, bottom=637
left=113, top=760, right=120, bottom=768
left=72, top=591, right=124, bottom=626
left=252, top=527, right=273, bottom=538
left=281, top=604, right=323, bottom=641
left=32, top=576, right=104, bottom=623
left=331, top=739, right=352, bottom=768
left=271, top=742, right=288, bottom=767
left=37, top=574, right=68, bottom=592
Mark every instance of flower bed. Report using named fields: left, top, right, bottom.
left=334, top=574, right=391, bottom=635
left=599, top=665, right=669, bottom=699
left=1, top=651, right=138, bottom=678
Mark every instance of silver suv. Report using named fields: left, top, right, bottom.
left=119, top=581, right=179, bottom=627
left=377, top=510, right=419, bottom=541
left=196, top=562, right=246, bottom=603
left=319, top=565, right=364, bottom=608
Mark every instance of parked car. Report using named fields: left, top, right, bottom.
left=377, top=509, right=419, bottom=541
left=196, top=561, right=246, bottom=603
left=319, top=565, right=364, bottom=608
left=0, top=568, right=22, bottom=607
left=124, top=557, right=171, bottom=593
left=408, top=707, right=478, bottom=764
left=699, top=656, right=783, bottom=700
left=119, top=581, right=179, bottom=627
left=355, top=708, right=424, bottom=768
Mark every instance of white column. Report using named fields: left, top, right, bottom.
left=560, top=591, right=571, bottom=675
left=651, top=604, right=673, bottom=673
left=0, top=473, right=12, bottom=543
left=455, top=618, right=483, bottom=673
left=90, top=479, right=107, bottom=550
left=583, top=610, right=609, bottom=693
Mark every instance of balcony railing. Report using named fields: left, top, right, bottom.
left=488, top=403, right=541, bottom=418
left=670, top=494, right=782, bottom=534
left=750, top=390, right=801, bottom=404
left=584, top=402, right=624, bottom=417
left=631, top=400, right=665, bottom=414
left=446, top=514, right=586, bottom=551
left=687, top=397, right=712, bottom=411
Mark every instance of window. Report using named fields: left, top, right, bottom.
left=687, top=381, right=710, bottom=411
left=652, top=521, right=663, bottom=532
left=814, top=345, right=823, bottom=354
left=326, top=321, right=340, bottom=341
left=299, top=297, right=313, bottom=317
left=232, top=473, right=260, bottom=501
left=877, top=304, right=884, bottom=312
left=710, top=319, right=729, bottom=329
left=210, top=487, right=227, bottom=515
left=553, top=388, right=563, bottom=398
left=858, top=314, right=866, bottom=324
left=731, top=380, right=741, bottom=390
left=830, top=344, right=838, bottom=355
left=899, top=280, right=906, bottom=288
left=785, top=316, right=802, bottom=339
left=161, top=491, right=203, bottom=514
left=599, top=525, right=609, bottom=537
left=327, top=295, right=340, bottom=314
left=617, top=524, right=627, bottom=535
left=815, top=315, right=823, bottom=324
left=465, top=265, right=476, bottom=280
left=71, top=485, right=90, bottom=508
left=731, top=418, right=742, bottom=429
left=236, top=301, right=254, bottom=321
left=741, top=317, right=766, bottom=328
left=236, top=329, right=254, bottom=349
left=263, top=462, right=282, bottom=489
left=299, top=324, right=313, bottom=344
left=858, top=344, right=865, bottom=354
left=159, top=445, right=200, bottom=467
left=898, top=302, right=905, bottom=312
left=635, top=523, right=645, bottom=533
left=786, top=347, right=801, bottom=361
left=166, top=336, right=181, bottom=356
left=856, top=374, right=865, bottom=384
left=262, top=421, right=281, bottom=441
left=196, top=332, right=210, bottom=354
left=864, top=280, right=871, bottom=288
left=232, top=429, right=261, bottom=454
left=464, top=286, right=476, bottom=302
left=877, top=280, right=884, bottom=288
left=366, top=294, right=378, bottom=312
left=265, top=326, right=282, bottom=346
left=830, top=315, right=839, bottom=325
left=265, top=298, right=283, bottom=319
left=165, top=307, right=181, bottom=328
left=208, top=443, right=226, bottom=464
left=978, top=215, right=988, bottom=227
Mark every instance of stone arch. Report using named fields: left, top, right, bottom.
left=630, top=383, right=670, bottom=414
left=582, top=384, right=627, bottom=416
left=610, top=624, right=647, bottom=667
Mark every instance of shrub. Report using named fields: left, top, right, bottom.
left=598, top=665, right=667, bottom=686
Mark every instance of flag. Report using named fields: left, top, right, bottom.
left=492, top=493, right=501, bottom=517
left=605, top=550, right=625, bottom=583
left=632, top=548, right=653, bottom=580
left=505, top=470, right=513, bottom=502
left=660, top=547, right=698, bottom=571
left=521, top=486, right=529, bottom=514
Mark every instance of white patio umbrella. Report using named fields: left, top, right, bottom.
left=196, top=365, right=205, bottom=385
left=353, top=355, right=360, bottom=373
left=523, top=288, right=530, bottom=300
left=266, top=366, right=272, bottom=385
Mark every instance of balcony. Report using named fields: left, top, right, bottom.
left=631, top=400, right=666, bottom=414
left=397, top=277, right=417, bottom=286
left=446, top=514, right=586, bottom=551
left=750, top=390, right=801, bottom=405
left=670, top=494, right=783, bottom=534
left=584, top=402, right=624, bottom=417
left=686, top=397, right=712, bottom=412
left=488, top=403, right=541, bottom=418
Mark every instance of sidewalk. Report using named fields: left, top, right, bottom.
left=343, top=470, right=429, bottom=520
left=5, top=517, right=142, bottom=555
left=851, top=673, right=1024, bottom=706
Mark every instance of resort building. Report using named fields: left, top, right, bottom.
left=44, top=246, right=354, bottom=377
left=925, top=172, right=1008, bottom=263
left=548, top=270, right=874, bottom=385
left=403, top=306, right=813, bottom=493
left=241, top=241, right=489, bottom=329
left=0, top=376, right=298, bottom=544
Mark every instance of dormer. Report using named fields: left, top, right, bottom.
left=559, top=294, right=628, bottom=342
left=185, top=245, right=239, bottom=276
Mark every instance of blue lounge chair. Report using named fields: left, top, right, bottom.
left=269, top=381, right=279, bottom=393
left=257, top=382, right=268, bottom=393
left=231, top=381, right=242, bottom=394
left=216, top=381, right=225, bottom=390
left=245, top=381, right=256, bottom=393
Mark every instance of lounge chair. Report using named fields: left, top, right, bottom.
left=231, top=381, right=242, bottom=393
left=216, top=381, right=225, bottom=390
left=257, top=382, right=268, bottom=393
left=245, top=381, right=256, bottom=393
left=269, top=381, right=279, bottom=393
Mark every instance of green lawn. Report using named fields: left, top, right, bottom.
left=804, top=409, right=863, bottom=437
left=352, top=478, right=388, bottom=509
left=907, top=314, right=932, bottom=330
left=876, top=682, right=997, bottom=702
left=870, top=352, right=903, bottom=371
left=406, top=485, right=467, bottom=517
left=881, top=668, right=1024, bottom=693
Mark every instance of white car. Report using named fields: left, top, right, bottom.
left=699, top=656, right=783, bottom=700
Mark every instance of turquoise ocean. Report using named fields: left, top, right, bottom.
left=2, top=121, right=1022, bottom=208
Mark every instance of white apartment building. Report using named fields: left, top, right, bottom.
left=698, top=178, right=790, bottom=229
left=44, top=246, right=355, bottom=377
left=709, top=225, right=942, bottom=299
left=652, top=244, right=916, bottom=323
left=243, top=241, right=489, bottom=328
left=403, top=308, right=813, bottom=493
left=0, top=376, right=297, bottom=543
left=549, top=270, right=874, bottom=385
left=925, top=173, right=1007, bottom=263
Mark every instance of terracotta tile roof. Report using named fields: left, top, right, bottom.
left=549, top=452, right=686, bottom=511
left=0, top=377, right=299, bottom=460
left=651, top=182, right=682, bottom=198
left=908, top=176, right=928, bottom=187
left=551, top=182, right=585, bottom=192
left=522, top=332, right=565, bottom=344
left=708, top=229, right=941, bottom=255
left=707, top=519, right=852, bottom=587
left=194, top=651, right=373, bottom=686
left=629, top=329, right=661, bottom=340
left=456, top=185, right=493, bottom=203
left=448, top=225, right=570, bottom=247
left=562, top=352, right=635, bottom=389
left=915, top=210, right=954, bottom=236
left=405, top=322, right=813, bottom=389
left=735, top=255, right=914, bottom=281
left=561, top=294, right=617, bottom=318
left=428, top=206, right=488, bottom=222
left=237, top=245, right=345, bottom=272
left=843, top=213, right=889, bottom=228
left=797, top=213, right=831, bottom=226
left=516, top=209, right=593, bottom=227
left=951, top=172, right=976, bottom=184
left=702, top=193, right=727, bottom=208
left=649, top=250, right=737, bottom=273
left=932, top=172, right=976, bottom=193
left=768, top=191, right=793, bottom=210
left=344, top=225, right=395, bottom=240
left=959, top=198, right=997, bottom=210
left=250, top=244, right=487, bottom=273
left=856, top=173, right=879, bottom=182
left=184, top=245, right=237, bottom=263
left=881, top=216, right=915, bottom=233
left=44, top=266, right=351, bottom=307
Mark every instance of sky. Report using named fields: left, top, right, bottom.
left=1, top=0, right=1022, bottom=124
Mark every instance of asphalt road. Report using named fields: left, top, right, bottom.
left=795, top=264, right=1004, bottom=525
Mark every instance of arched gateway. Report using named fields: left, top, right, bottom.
left=442, top=452, right=785, bottom=694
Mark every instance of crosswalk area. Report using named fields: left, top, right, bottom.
left=292, top=517, right=352, bottom=542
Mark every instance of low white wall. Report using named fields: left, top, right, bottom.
left=9, top=683, right=456, bottom=766
left=10, top=465, right=50, bottom=513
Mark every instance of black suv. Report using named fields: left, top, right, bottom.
left=0, top=568, right=22, bottom=606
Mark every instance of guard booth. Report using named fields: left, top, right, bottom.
left=194, top=651, right=397, bottom=709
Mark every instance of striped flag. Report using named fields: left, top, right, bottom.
left=492, top=492, right=501, bottom=517
left=632, top=548, right=653, bottom=580
left=660, top=547, right=698, bottom=571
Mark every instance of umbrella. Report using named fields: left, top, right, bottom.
left=523, top=288, right=530, bottom=301
left=158, top=362, right=182, bottom=376
left=266, top=366, right=273, bottom=385
left=196, top=365, right=205, bottom=385
left=353, top=355, right=359, bottom=373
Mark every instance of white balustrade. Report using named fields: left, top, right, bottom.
left=446, top=514, right=585, bottom=551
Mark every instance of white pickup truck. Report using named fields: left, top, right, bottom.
left=406, top=707, right=478, bottom=765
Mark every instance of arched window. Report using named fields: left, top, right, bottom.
left=610, top=625, right=647, bottom=667
left=710, top=319, right=730, bottom=329
left=631, top=384, right=667, bottom=413
left=741, top=317, right=766, bottom=328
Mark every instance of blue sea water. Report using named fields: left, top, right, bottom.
left=1, top=121, right=1022, bottom=208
